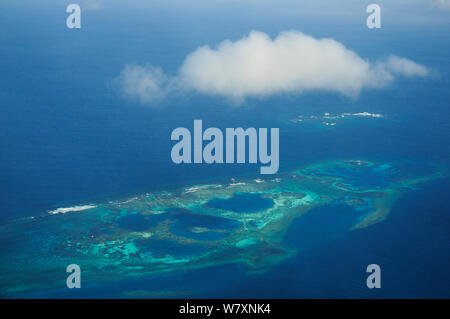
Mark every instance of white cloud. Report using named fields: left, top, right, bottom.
left=179, top=31, right=376, bottom=99
left=115, top=64, right=171, bottom=103
left=384, top=55, right=429, bottom=77
left=117, top=30, right=429, bottom=104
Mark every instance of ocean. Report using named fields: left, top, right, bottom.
left=0, top=1, right=449, bottom=298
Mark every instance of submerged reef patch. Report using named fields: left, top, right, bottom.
left=117, top=213, right=168, bottom=231
left=289, top=112, right=385, bottom=131
left=205, top=192, right=275, bottom=213
left=0, top=159, right=445, bottom=296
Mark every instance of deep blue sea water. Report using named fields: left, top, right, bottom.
left=1, top=2, right=449, bottom=222
left=0, top=1, right=449, bottom=297
left=170, top=211, right=240, bottom=241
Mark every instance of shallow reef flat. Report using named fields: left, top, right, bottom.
left=0, top=159, right=445, bottom=296
left=289, top=112, right=387, bottom=131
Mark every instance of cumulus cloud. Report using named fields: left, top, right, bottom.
left=117, top=30, right=429, bottom=104
left=179, top=31, right=377, bottom=99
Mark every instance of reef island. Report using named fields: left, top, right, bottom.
left=0, top=159, right=445, bottom=297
